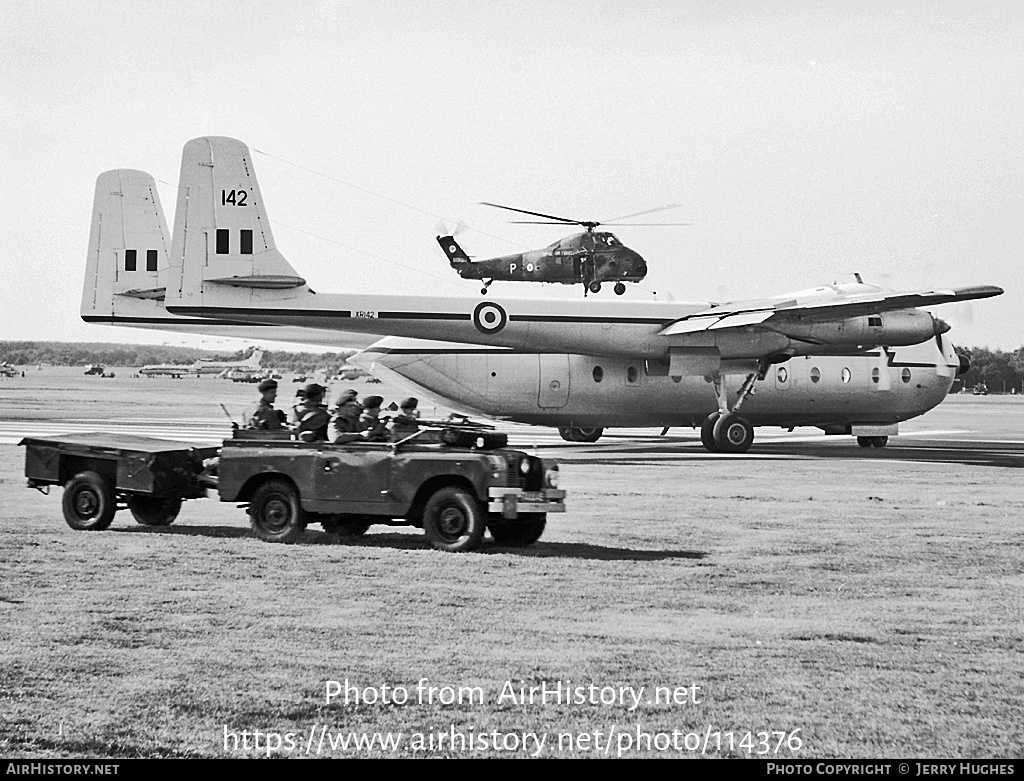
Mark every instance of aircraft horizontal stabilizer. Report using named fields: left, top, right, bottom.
left=206, top=275, right=307, bottom=289
left=117, top=287, right=167, bottom=300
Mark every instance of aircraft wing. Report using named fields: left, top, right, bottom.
left=659, top=285, right=1003, bottom=336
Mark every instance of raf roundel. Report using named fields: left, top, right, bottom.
left=448, top=244, right=457, bottom=254
left=473, top=301, right=508, bottom=334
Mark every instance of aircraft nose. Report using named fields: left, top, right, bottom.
left=932, top=316, right=951, bottom=335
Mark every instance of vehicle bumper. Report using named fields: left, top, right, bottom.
left=488, top=487, right=566, bottom=518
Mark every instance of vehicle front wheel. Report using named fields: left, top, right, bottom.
left=857, top=436, right=873, bottom=448
left=249, top=480, right=307, bottom=543
left=489, top=513, right=546, bottom=547
left=422, top=486, right=485, bottom=552
left=872, top=436, right=888, bottom=448
left=62, top=471, right=116, bottom=531
left=127, top=495, right=182, bottom=526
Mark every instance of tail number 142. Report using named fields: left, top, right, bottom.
left=221, top=190, right=248, bottom=206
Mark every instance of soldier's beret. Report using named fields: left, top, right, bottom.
left=363, top=395, right=383, bottom=408
left=400, top=397, right=418, bottom=410
left=303, top=382, right=326, bottom=398
left=258, top=379, right=278, bottom=392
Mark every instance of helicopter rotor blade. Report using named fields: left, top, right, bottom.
left=479, top=202, right=581, bottom=225
left=599, top=203, right=682, bottom=223
left=599, top=222, right=692, bottom=227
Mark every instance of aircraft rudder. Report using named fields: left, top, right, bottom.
left=166, top=136, right=308, bottom=310
left=82, top=169, right=169, bottom=320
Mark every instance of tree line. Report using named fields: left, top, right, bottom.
left=3, top=341, right=1022, bottom=392
left=0, top=342, right=357, bottom=374
left=955, top=346, right=1024, bottom=394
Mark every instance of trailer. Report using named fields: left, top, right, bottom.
left=22, top=427, right=565, bottom=552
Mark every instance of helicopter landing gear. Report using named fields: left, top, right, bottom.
left=588, top=281, right=602, bottom=294
left=614, top=282, right=626, bottom=295
left=480, top=279, right=493, bottom=295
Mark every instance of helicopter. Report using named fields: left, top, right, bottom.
left=436, top=202, right=687, bottom=296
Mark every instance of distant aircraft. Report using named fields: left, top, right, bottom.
left=0, top=362, right=20, bottom=378
left=139, top=362, right=190, bottom=378
left=191, top=348, right=264, bottom=376
left=87, top=137, right=1003, bottom=453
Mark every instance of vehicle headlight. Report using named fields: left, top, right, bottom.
left=519, top=458, right=532, bottom=475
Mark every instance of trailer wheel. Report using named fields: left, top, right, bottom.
left=126, top=496, right=182, bottom=526
left=489, top=513, right=546, bottom=547
left=62, top=471, right=116, bottom=531
left=422, top=486, right=485, bottom=552
left=250, top=480, right=307, bottom=543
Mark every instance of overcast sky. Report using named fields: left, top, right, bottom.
left=2, top=0, right=1021, bottom=351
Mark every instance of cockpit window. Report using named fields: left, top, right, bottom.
left=597, top=233, right=621, bottom=247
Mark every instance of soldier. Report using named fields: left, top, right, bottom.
left=388, top=397, right=421, bottom=442
left=247, top=378, right=285, bottom=430
left=330, top=388, right=363, bottom=443
left=358, top=395, right=389, bottom=442
left=293, top=383, right=330, bottom=441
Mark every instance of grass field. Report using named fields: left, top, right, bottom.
left=0, top=369, right=1021, bottom=758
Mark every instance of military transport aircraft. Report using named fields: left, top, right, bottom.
left=438, top=202, right=686, bottom=296
left=84, top=137, right=1003, bottom=453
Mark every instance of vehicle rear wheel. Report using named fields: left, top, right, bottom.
left=700, top=412, right=721, bottom=452
left=614, top=282, right=626, bottom=295
left=872, top=436, right=888, bottom=448
left=713, top=413, right=754, bottom=453
left=249, top=480, right=306, bottom=543
left=423, top=486, right=485, bottom=552
left=857, top=436, right=873, bottom=448
left=589, top=281, right=602, bottom=294
left=489, top=513, right=546, bottom=547
left=321, top=516, right=371, bottom=539
left=62, top=471, right=116, bottom=531
left=557, top=427, right=577, bottom=442
left=127, top=495, right=182, bottom=526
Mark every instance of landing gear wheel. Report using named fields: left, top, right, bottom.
left=700, top=412, right=721, bottom=453
left=614, top=282, right=626, bottom=295
left=422, top=486, right=485, bottom=552
left=857, top=436, right=873, bottom=448
left=127, top=495, right=182, bottom=526
left=588, top=281, right=602, bottom=294
left=712, top=413, right=754, bottom=453
left=569, top=426, right=603, bottom=443
left=321, top=517, right=371, bottom=539
left=62, top=471, right=116, bottom=531
left=480, top=287, right=488, bottom=295
left=249, top=480, right=307, bottom=543
left=489, top=514, right=546, bottom=547
left=872, top=436, right=888, bottom=448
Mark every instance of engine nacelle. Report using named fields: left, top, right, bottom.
left=771, top=308, right=946, bottom=348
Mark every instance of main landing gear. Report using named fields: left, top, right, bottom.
left=480, top=279, right=494, bottom=295
left=699, top=361, right=770, bottom=454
